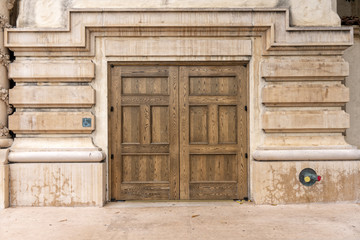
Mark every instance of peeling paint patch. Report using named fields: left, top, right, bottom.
left=9, top=163, right=105, bottom=207
left=253, top=161, right=360, bottom=204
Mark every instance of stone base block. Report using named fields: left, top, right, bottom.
left=252, top=161, right=360, bottom=204
left=0, top=164, right=9, bottom=208
left=10, top=162, right=106, bottom=207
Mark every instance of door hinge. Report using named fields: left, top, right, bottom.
left=244, top=106, right=248, bottom=112
left=245, top=153, right=248, bottom=159
left=111, top=154, right=114, bottom=159
left=110, top=106, right=114, bottom=112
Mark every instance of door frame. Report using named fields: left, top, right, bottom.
left=108, top=61, right=249, bottom=200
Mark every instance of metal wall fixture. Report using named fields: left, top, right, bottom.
left=299, top=168, right=321, bottom=186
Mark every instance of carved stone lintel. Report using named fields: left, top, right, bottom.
left=0, top=123, right=9, bottom=137
left=0, top=15, right=11, bottom=29
left=0, top=50, right=10, bottom=67
left=7, top=0, right=16, bottom=11
left=0, top=88, right=13, bottom=115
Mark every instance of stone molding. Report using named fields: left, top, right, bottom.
left=9, top=137, right=105, bottom=163
left=4, top=9, right=353, bottom=57
left=8, top=151, right=105, bottom=163
left=253, top=149, right=360, bottom=161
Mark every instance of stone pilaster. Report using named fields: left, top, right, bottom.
left=0, top=0, right=13, bottom=209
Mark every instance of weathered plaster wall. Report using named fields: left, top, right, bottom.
left=10, top=162, right=106, bottom=206
left=16, top=0, right=340, bottom=28
left=253, top=161, right=360, bottom=204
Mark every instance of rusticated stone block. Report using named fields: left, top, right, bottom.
left=261, top=62, right=349, bottom=81
left=262, top=84, right=349, bottom=106
left=8, top=62, right=95, bottom=82
left=262, top=110, right=349, bottom=133
left=9, top=112, right=95, bottom=134
left=9, top=86, right=95, bottom=108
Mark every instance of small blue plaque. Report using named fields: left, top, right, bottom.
left=82, top=118, right=92, bottom=127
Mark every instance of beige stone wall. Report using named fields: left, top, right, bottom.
left=16, top=0, right=340, bottom=28
left=4, top=8, right=358, bottom=206
left=345, top=27, right=360, bottom=147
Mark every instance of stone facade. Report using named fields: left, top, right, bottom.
left=0, top=1, right=359, bottom=207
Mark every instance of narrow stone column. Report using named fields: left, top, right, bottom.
left=0, top=0, right=14, bottom=209
left=0, top=1, right=12, bottom=148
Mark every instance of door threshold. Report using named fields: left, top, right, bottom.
left=105, top=200, right=242, bottom=208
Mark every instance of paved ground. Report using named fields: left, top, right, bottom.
left=1, top=201, right=360, bottom=240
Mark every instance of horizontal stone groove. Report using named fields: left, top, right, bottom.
left=8, top=62, right=95, bottom=82
left=9, top=112, right=95, bottom=134
left=9, top=86, right=95, bottom=108
left=262, top=110, right=349, bottom=133
left=262, top=84, right=349, bottom=106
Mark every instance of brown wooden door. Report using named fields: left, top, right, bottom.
left=110, top=66, right=179, bottom=200
left=179, top=66, right=248, bottom=200
left=110, top=65, right=247, bottom=200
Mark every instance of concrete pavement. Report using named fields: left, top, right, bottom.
left=1, top=201, right=359, bottom=240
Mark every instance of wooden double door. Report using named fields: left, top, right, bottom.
left=110, top=64, right=247, bottom=200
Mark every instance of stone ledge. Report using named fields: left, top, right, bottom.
left=8, top=151, right=105, bottom=163
left=253, top=149, right=360, bottom=161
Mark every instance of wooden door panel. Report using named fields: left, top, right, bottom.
left=151, top=106, right=169, bottom=143
left=122, top=106, right=140, bottom=144
left=189, top=106, right=208, bottom=144
left=189, top=76, right=238, bottom=96
left=110, top=66, right=179, bottom=200
left=190, top=154, right=237, bottom=182
left=218, top=105, right=237, bottom=144
left=180, top=66, right=247, bottom=200
left=122, top=155, right=169, bottom=183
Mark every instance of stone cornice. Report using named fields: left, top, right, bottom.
left=4, top=8, right=353, bottom=57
